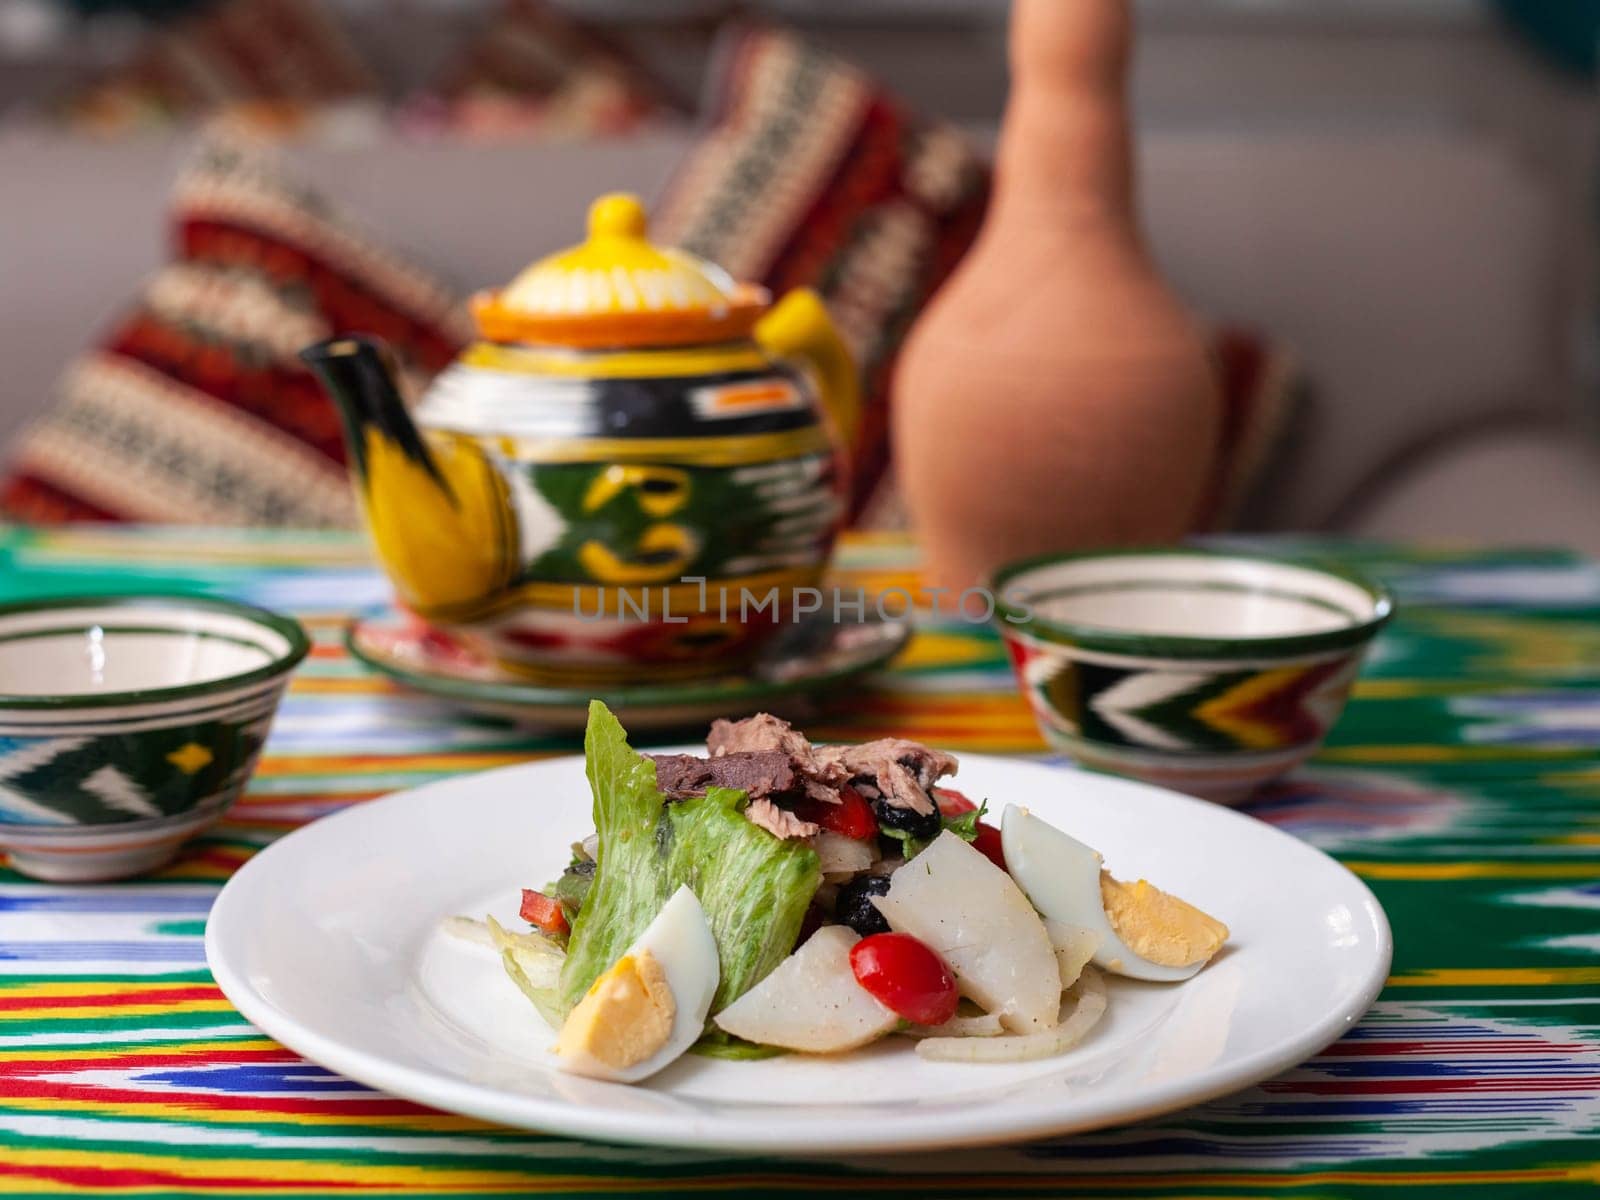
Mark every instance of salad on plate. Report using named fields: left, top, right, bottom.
left=450, top=702, right=1230, bottom=1083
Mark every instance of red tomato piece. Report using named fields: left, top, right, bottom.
left=519, top=888, right=570, bottom=936
left=849, top=932, right=960, bottom=1026
left=795, top=785, right=878, bottom=840
left=933, top=787, right=977, bottom=817
left=972, top=821, right=1007, bottom=872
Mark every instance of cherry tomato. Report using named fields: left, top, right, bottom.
left=795, top=785, right=878, bottom=840
left=519, top=888, right=570, bottom=937
left=972, top=821, right=1007, bottom=872
left=849, top=932, right=960, bottom=1026
left=933, top=787, right=977, bottom=817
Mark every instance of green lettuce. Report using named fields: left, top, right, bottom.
left=555, top=702, right=821, bottom=1031
left=692, top=1037, right=789, bottom=1061
left=546, top=860, right=594, bottom=927
left=662, top=784, right=822, bottom=1014
left=940, top=800, right=988, bottom=843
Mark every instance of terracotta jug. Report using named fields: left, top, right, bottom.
left=894, top=0, right=1220, bottom=590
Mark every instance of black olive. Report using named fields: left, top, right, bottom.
left=834, top=875, right=892, bottom=937
left=871, top=795, right=942, bottom=842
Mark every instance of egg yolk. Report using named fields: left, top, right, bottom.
left=1100, top=873, right=1230, bottom=968
left=555, top=950, right=676, bottom=1070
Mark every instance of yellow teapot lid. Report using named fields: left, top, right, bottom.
left=471, top=194, right=771, bottom=349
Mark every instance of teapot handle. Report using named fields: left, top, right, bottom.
left=755, top=289, right=862, bottom=460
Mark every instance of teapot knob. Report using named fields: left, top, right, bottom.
left=588, top=193, right=649, bottom=240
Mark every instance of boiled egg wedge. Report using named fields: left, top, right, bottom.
left=552, top=885, right=719, bottom=1083
left=1001, top=805, right=1228, bottom=982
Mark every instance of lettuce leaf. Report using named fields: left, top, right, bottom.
left=555, top=702, right=821, bottom=1027
left=941, top=800, right=988, bottom=843
left=663, top=785, right=820, bottom=1015
left=546, top=860, right=594, bottom=926
left=557, top=702, right=675, bottom=1013
left=693, top=1036, right=789, bottom=1061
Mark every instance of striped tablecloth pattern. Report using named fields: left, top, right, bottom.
left=0, top=525, right=1596, bottom=1197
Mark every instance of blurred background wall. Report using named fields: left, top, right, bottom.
left=1, top=0, right=1596, bottom=544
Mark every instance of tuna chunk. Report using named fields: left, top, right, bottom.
left=744, top=797, right=820, bottom=840
left=709, top=713, right=811, bottom=760
left=649, top=751, right=795, bottom=800
left=708, top=713, right=849, bottom=803
left=814, top=739, right=958, bottom=816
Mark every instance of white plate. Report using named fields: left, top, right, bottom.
left=205, top=753, right=1391, bottom=1155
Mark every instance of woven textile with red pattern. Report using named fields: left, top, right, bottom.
left=64, top=0, right=376, bottom=134
left=1, top=132, right=469, bottom=525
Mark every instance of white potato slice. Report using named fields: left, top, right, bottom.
left=872, top=832, right=1061, bottom=1033
left=916, top=967, right=1109, bottom=1063
left=713, top=926, right=899, bottom=1053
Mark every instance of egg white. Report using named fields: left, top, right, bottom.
left=1001, top=804, right=1207, bottom=983
left=555, top=884, right=720, bottom=1083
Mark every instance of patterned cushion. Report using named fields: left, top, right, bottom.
left=652, top=26, right=990, bottom=520
left=401, top=0, right=678, bottom=140
left=0, top=128, right=470, bottom=526
left=63, top=0, right=376, bottom=135
left=1199, top=327, right=1307, bottom=530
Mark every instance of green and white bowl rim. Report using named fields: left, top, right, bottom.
left=0, top=593, right=311, bottom=712
left=987, top=546, right=1395, bottom=659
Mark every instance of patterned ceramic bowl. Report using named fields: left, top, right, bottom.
left=990, top=549, right=1393, bottom=804
left=0, top=595, right=308, bottom=881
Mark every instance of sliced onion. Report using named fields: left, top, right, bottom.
left=915, top=968, right=1107, bottom=1063
left=903, top=1010, right=1006, bottom=1039
left=445, top=916, right=566, bottom=991
left=441, top=915, right=496, bottom=949
left=1044, top=919, right=1101, bottom=989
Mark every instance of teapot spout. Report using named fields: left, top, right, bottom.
left=301, top=335, right=517, bottom=616
left=300, top=335, right=446, bottom=496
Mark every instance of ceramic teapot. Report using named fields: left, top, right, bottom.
left=302, top=194, right=859, bottom=681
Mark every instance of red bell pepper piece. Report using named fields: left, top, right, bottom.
left=519, top=888, right=570, bottom=936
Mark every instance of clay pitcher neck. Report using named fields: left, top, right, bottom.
left=994, top=0, right=1137, bottom=237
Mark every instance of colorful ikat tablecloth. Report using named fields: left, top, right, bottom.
left=0, top=526, right=1596, bottom=1196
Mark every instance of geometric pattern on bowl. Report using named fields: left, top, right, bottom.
left=990, top=549, right=1393, bottom=804
left=0, top=595, right=308, bottom=879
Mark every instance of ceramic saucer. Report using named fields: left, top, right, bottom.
left=345, top=608, right=910, bottom=731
